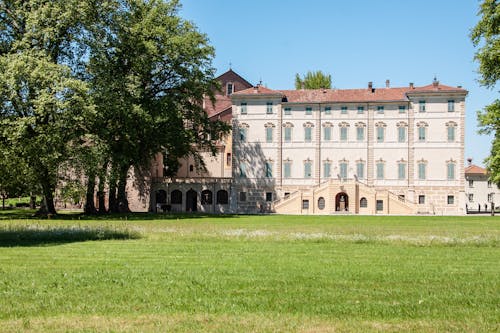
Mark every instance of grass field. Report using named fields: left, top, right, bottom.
left=0, top=211, right=499, bottom=332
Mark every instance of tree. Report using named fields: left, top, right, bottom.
left=0, top=1, right=96, bottom=214
left=295, top=70, right=332, bottom=89
left=471, top=0, right=500, bottom=185
left=87, top=0, right=229, bottom=212
left=0, top=148, right=31, bottom=209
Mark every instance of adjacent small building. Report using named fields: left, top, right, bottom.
left=465, top=160, right=499, bottom=213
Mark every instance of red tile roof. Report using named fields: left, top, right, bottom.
left=204, top=95, right=232, bottom=119
left=232, top=83, right=466, bottom=103
left=232, top=85, right=284, bottom=96
left=465, top=164, right=488, bottom=175
left=407, top=83, right=468, bottom=94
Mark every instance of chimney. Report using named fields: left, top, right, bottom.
left=409, top=82, right=414, bottom=89
left=368, top=81, right=373, bottom=90
left=385, top=79, right=390, bottom=88
left=467, top=158, right=473, bottom=166
left=432, top=76, right=439, bottom=87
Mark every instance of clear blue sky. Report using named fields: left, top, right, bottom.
left=180, top=0, right=497, bottom=167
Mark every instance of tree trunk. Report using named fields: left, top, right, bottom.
left=97, top=162, right=108, bottom=214
left=39, top=180, right=56, bottom=215
left=2, top=196, right=5, bottom=210
left=84, top=174, right=97, bottom=214
left=108, top=182, right=118, bottom=213
left=29, top=195, right=36, bottom=209
left=116, top=164, right=130, bottom=213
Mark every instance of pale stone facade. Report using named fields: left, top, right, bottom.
left=231, top=78, right=467, bottom=215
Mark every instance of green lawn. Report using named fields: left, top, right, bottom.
left=0, top=212, right=499, bottom=332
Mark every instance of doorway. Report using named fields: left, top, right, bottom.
left=335, top=192, right=349, bottom=212
left=186, top=189, right=197, bottom=212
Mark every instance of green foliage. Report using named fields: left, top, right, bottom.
left=472, top=0, right=500, bottom=185
left=295, top=70, right=332, bottom=89
left=0, top=215, right=498, bottom=331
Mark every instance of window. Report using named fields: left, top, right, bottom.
left=447, top=126, right=455, bottom=142
left=418, top=162, right=426, bottom=180
left=304, top=161, right=312, bottom=178
left=468, top=193, right=474, bottom=202
left=356, top=162, right=365, bottom=179
left=302, top=200, right=309, bottom=209
left=265, top=127, right=273, bottom=143
left=418, top=195, right=425, bottom=204
left=304, top=127, right=312, bottom=142
left=398, top=126, right=406, bottom=143
left=447, top=163, right=455, bottom=180
left=265, top=162, right=273, bottom=178
left=324, top=126, right=331, bottom=141
left=266, top=102, right=273, bottom=114
left=376, top=200, right=384, bottom=211
left=324, top=162, right=331, bottom=178
left=318, top=197, right=325, bottom=210
left=376, top=126, right=384, bottom=142
left=239, top=192, right=247, bottom=202
left=376, top=162, right=384, bottom=180
left=419, top=100, right=426, bottom=112
left=239, top=128, right=247, bottom=142
left=240, top=102, right=247, bottom=114
left=340, top=123, right=348, bottom=141
left=283, top=161, right=291, bottom=178
left=360, top=197, right=368, bottom=208
left=341, top=106, right=348, bottom=114
left=448, top=100, right=455, bottom=112
left=357, top=106, right=364, bottom=114
left=418, top=126, right=426, bottom=141
left=239, top=162, right=247, bottom=177
left=201, top=190, right=213, bottom=205
left=488, top=193, right=494, bottom=202
left=189, top=164, right=194, bottom=172
left=447, top=195, right=454, bottom=205
left=399, top=105, right=406, bottom=113
left=305, top=107, right=312, bottom=115
left=469, top=180, right=474, bottom=188
left=377, top=106, right=384, bottom=114
left=324, top=106, right=331, bottom=115
left=226, top=153, right=231, bottom=166
left=171, top=190, right=182, bottom=204
left=284, top=127, right=292, bottom=142
left=339, top=162, right=348, bottom=179
left=284, top=107, right=291, bottom=115
left=216, top=190, right=228, bottom=204
left=356, top=127, right=365, bottom=141
left=227, top=83, right=233, bottom=95
left=488, top=180, right=492, bottom=188
left=266, top=192, right=273, bottom=202
left=398, top=162, right=406, bottom=180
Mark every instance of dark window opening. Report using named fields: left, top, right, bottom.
left=216, top=190, right=229, bottom=205
left=171, top=190, right=182, bottom=204
left=201, top=190, right=213, bottom=205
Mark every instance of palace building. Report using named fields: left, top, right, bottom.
left=150, top=69, right=468, bottom=215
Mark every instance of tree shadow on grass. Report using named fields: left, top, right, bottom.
left=0, top=209, right=242, bottom=221
left=0, top=226, right=141, bottom=247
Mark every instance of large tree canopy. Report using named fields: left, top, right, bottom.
left=0, top=0, right=227, bottom=214
left=0, top=0, right=94, bottom=214
left=472, top=0, right=500, bottom=185
left=88, top=0, right=228, bottom=212
left=295, top=70, right=332, bottom=89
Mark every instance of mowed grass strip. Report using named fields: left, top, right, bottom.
left=0, top=214, right=499, bottom=332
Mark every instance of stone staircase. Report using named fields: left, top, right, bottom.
left=273, top=179, right=416, bottom=215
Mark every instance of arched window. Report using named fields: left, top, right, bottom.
left=318, top=197, right=325, bottom=210
left=216, top=190, right=229, bottom=205
left=156, top=190, right=167, bottom=204
left=171, top=190, right=182, bottom=204
left=201, top=190, right=213, bottom=205
left=360, top=197, right=368, bottom=208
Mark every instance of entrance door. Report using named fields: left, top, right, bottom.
left=186, top=189, right=197, bottom=212
left=335, top=192, right=349, bottom=212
